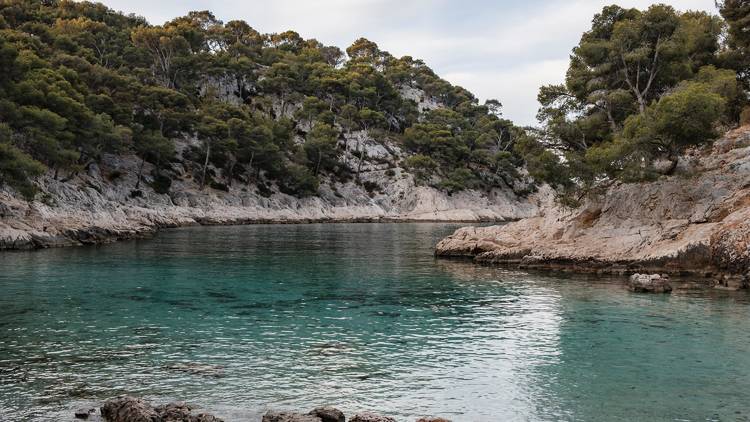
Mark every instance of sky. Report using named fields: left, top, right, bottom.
left=94, top=0, right=718, bottom=126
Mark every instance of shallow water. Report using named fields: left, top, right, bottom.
left=1, top=223, right=749, bottom=422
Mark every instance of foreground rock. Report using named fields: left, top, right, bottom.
left=309, top=406, right=346, bottom=422
left=74, top=407, right=96, bottom=419
left=436, top=127, right=750, bottom=283
left=262, top=411, right=322, bottom=422
left=100, top=396, right=222, bottom=422
left=628, top=274, right=672, bottom=293
left=350, top=412, right=397, bottom=422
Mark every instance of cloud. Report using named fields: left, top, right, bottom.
left=94, top=0, right=718, bottom=126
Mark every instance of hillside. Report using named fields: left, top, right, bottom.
left=0, top=1, right=538, bottom=248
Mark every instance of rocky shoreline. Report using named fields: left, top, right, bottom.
left=0, top=138, right=541, bottom=251
left=435, top=128, right=750, bottom=288
left=73, top=396, right=450, bottom=422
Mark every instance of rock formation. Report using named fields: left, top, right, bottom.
left=628, top=274, right=673, bottom=293
left=0, top=136, right=541, bottom=250
left=349, top=412, right=397, bottom=422
left=100, top=396, right=223, bottom=422
left=436, top=127, right=750, bottom=285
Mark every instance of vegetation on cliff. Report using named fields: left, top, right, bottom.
left=0, top=0, right=523, bottom=200
left=519, top=2, right=750, bottom=205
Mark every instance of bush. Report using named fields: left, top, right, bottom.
left=210, top=181, right=229, bottom=191
left=0, top=142, right=45, bottom=201
left=279, top=163, right=319, bottom=197
left=403, top=154, right=438, bottom=184
left=150, top=172, right=172, bottom=194
left=440, top=168, right=478, bottom=193
left=362, top=180, right=381, bottom=194
left=107, top=170, right=123, bottom=181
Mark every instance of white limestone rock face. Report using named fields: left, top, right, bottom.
left=0, top=136, right=542, bottom=250
left=398, top=85, right=442, bottom=114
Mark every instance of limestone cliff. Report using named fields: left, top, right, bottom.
left=436, top=127, right=750, bottom=286
left=0, top=134, right=541, bottom=250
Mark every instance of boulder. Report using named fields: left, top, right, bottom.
left=100, top=397, right=223, bottom=422
left=74, top=408, right=95, bottom=419
left=309, top=406, right=346, bottom=422
left=628, top=274, right=672, bottom=293
left=155, top=402, right=193, bottom=421
left=191, top=414, right=224, bottom=422
left=100, top=396, right=160, bottom=422
left=416, top=418, right=452, bottom=422
left=349, top=412, right=396, bottom=422
left=262, top=410, right=322, bottom=422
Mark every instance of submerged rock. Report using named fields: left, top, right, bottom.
left=100, top=396, right=159, bottom=422
left=350, top=412, right=396, bottom=422
left=416, top=418, right=452, bottom=422
left=309, top=406, right=346, bottom=422
left=262, top=410, right=322, bottom=422
left=628, top=274, right=672, bottom=293
left=74, top=407, right=95, bottom=419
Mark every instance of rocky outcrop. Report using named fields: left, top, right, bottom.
left=99, top=397, right=222, bottom=422
left=349, top=412, right=397, bottom=422
left=628, top=274, right=673, bottom=293
left=0, top=136, right=541, bottom=251
left=308, top=407, right=346, bottom=422
left=262, top=411, right=322, bottom=422
left=100, top=396, right=160, bottom=422
left=436, top=127, right=750, bottom=282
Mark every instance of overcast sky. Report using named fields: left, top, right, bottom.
left=95, top=0, right=718, bottom=126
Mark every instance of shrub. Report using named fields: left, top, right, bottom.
left=150, top=172, right=172, bottom=194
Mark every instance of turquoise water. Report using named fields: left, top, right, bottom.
left=1, top=223, right=750, bottom=422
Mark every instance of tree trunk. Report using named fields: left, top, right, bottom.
left=135, top=157, right=145, bottom=190
left=227, top=159, right=236, bottom=187
left=200, top=141, right=211, bottom=190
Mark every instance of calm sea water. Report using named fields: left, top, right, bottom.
left=1, top=223, right=749, bottom=422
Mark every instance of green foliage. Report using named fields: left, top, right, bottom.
left=279, top=163, right=319, bottom=196
left=150, top=171, right=172, bottom=194
left=717, top=1, right=750, bottom=87
left=622, top=81, right=725, bottom=153
left=303, top=123, right=340, bottom=175
left=0, top=135, right=45, bottom=200
left=403, top=154, right=437, bottom=183
left=440, top=168, right=478, bottom=193
left=0, top=0, right=528, bottom=198
left=520, top=3, right=747, bottom=206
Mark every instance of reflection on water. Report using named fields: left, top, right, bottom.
left=0, top=223, right=749, bottom=421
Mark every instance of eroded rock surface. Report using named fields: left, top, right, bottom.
left=262, top=410, right=322, bottom=422
left=100, top=396, right=222, bottom=422
left=436, top=127, right=750, bottom=280
left=628, top=274, right=673, bottom=293
left=308, top=406, right=346, bottom=422
left=349, top=412, right=397, bottom=422
left=100, top=396, right=160, bottom=422
left=0, top=136, right=542, bottom=250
